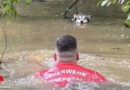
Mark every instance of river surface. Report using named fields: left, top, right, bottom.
left=0, top=1, right=130, bottom=90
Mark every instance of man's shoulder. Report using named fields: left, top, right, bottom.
left=76, top=65, right=107, bottom=82
left=75, top=64, right=96, bottom=74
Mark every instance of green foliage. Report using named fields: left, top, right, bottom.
left=26, top=0, right=32, bottom=5
left=0, top=0, right=32, bottom=16
left=97, top=0, right=130, bottom=27
left=125, top=13, right=130, bottom=27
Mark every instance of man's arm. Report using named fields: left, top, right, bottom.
left=35, top=70, right=48, bottom=78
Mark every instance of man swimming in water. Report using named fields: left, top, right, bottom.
left=35, top=35, right=107, bottom=87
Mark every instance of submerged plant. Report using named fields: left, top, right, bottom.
left=97, top=0, right=130, bottom=27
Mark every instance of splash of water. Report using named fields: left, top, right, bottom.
left=0, top=49, right=130, bottom=89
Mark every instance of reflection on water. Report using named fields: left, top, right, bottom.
left=0, top=17, right=130, bottom=55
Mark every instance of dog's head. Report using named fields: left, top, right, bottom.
left=73, top=14, right=91, bottom=25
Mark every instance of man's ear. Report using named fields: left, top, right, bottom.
left=54, top=53, right=57, bottom=61
left=76, top=53, right=79, bottom=61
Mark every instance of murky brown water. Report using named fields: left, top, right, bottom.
left=0, top=1, right=130, bottom=90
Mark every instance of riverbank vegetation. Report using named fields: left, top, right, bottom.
left=97, top=0, right=130, bottom=27
left=0, top=0, right=31, bottom=16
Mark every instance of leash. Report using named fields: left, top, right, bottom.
left=63, top=0, right=79, bottom=19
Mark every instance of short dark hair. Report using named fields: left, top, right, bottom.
left=56, top=35, right=77, bottom=52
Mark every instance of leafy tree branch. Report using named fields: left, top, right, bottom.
left=0, top=0, right=32, bottom=16
left=97, top=0, right=130, bottom=27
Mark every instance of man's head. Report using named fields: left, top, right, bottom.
left=54, top=35, right=79, bottom=63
